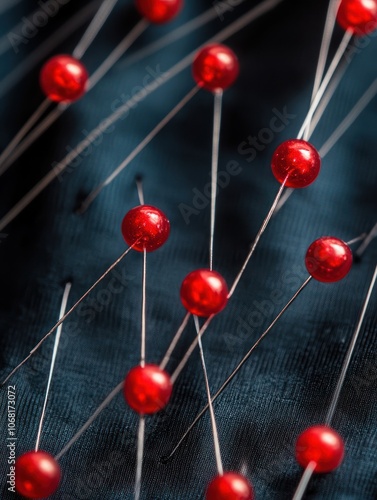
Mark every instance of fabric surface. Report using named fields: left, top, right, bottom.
left=0, top=0, right=376, bottom=499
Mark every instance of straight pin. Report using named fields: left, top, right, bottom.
left=355, top=222, right=377, bottom=258
left=35, top=282, right=72, bottom=452
left=209, top=91, right=223, bottom=271
left=72, top=0, right=120, bottom=60
left=135, top=416, right=146, bottom=500
left=194, top=315, right=224, bottom=475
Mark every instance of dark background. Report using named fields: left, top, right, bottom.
left=0, top=0, right=376, bottom=498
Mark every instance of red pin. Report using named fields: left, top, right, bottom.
left=135, top=0, right=184, bottom=24
left=337, top=0, right=377, bottom=35
left=180, top=269, right=229, bottom=317
left=295, top=425, right=345, bottom=473
left=15, top=451, right=61, bottom=499
left=206, top=472, right=254, bottom=500
left=39, top=55, right=89, bottom=103
left=192, top=43, right=240, bottom=93
left=124, top=364, right=173, bottom=414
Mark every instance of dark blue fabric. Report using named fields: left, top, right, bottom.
left=0, top=1, right=376, bottom=499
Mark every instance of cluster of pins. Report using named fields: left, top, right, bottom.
left=1, top=0, right=377, bottom=498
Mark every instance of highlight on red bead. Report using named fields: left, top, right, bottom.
left=271, top=139, right=321, bottom=188
left=180, top=269, right=229, bottom=317
left=40, top=55, right=89, bottom=103
left=124, top=364, right=173, bottom=414
left=336, top=0, right=377, bottom=35
left=295, top=425, right=345, bottom=473
left=15, top=451, right=61, bottom=499
left=305, top=236, right=353, bottom=283
left=121, top=205, right=170, bottom=252
left=135, top=0, right=183, bottom=23
left=192, top=44, right=240, bottom=92
left=206, top=472, right=254, bottom=500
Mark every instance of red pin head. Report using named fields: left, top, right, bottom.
left=180, top=269, right=229, bottom=317
left=305, top=237, right=353, bottom=282
left=337, top=0, right=377, bottom=35
left=121, top=205, right=170, bottom=252
left=206, top=472, right=254, bottom=500
left=295, top=425, right=345, bottom=473
left=192, top=44, right=240, bottom=92
left=40, top=55, right=88, bottom=103
left=135, top=0, right=183, bottom=23
left=15, top=451, right=61, bottom=499
left=271, top=139, right=321, bottom=188
left=124, top=364, right=173, bottom=414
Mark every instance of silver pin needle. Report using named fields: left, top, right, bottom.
left=209, top=91, right=223, bottom=271
left=355, top=222, right=377, bottom=259
left=194, top=316, right=224, bottom=475
left=35, top=283, right=72, bottom=452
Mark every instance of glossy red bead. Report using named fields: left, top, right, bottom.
left=271, top=139, right=321, bottom=188
left=121, top=205, right=170, bottom=252
left=135, top=0, right=183, bottom=23
left=192, top=44, right=240, bottom=92
left=40, top=55, right=88, bottom=102
left=206, top=473, right=254, bottom=500
left=180, top=269, right=229, bottom=317
left=15, top=451, right=61, bottom=499
left=305, top=237, right=353, bottom=282
left=124, top=364, right=173, bottom=414
left=337, top=0, right=377, bottom=35
left=295, top=425, right=345, bottom=473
